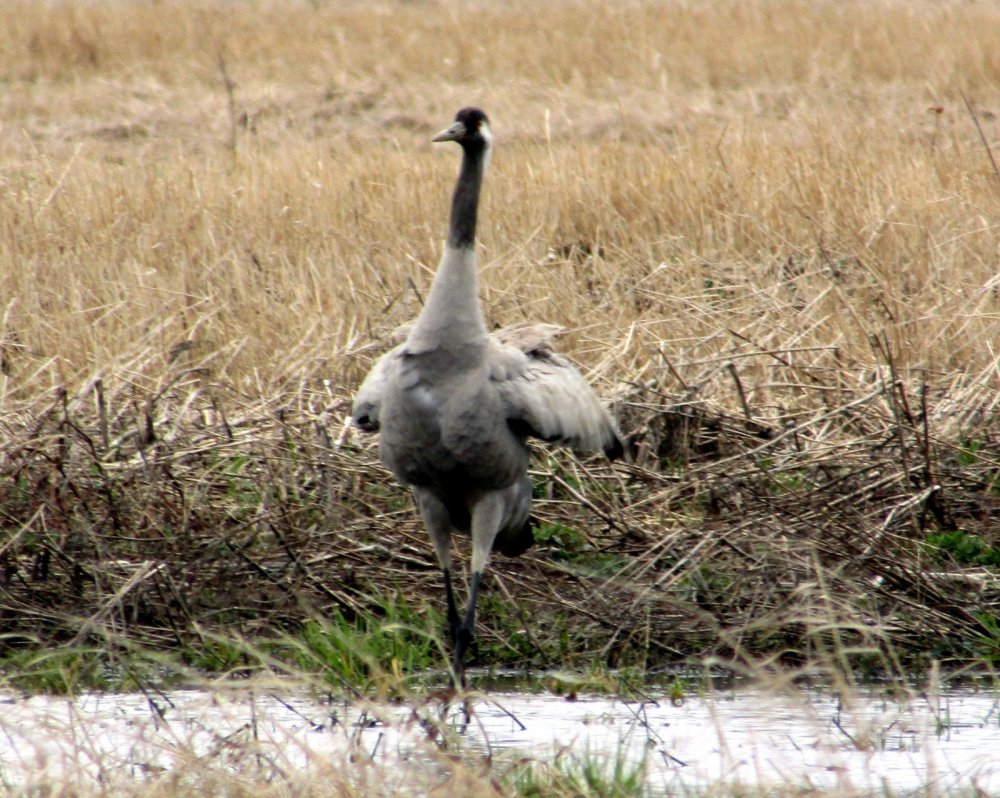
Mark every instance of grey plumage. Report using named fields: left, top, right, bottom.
left=351, top=107, right=623, bottom=682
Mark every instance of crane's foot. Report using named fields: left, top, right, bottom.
left=451, top=626, right=473, bottom=689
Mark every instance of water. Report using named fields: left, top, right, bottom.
left=475, top=687, right=1000, bottom=793
left=1, top=682, right=998, bottom=794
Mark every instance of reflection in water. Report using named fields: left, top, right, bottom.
left=1, top=684, right=998, bottom=793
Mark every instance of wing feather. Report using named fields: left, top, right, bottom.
left=352, top=322, right=625, bottom=461
left=488, top=332, right=623, bottom=459
left=351, top=345, right=403, bottom=433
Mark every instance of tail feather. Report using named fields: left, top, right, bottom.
left=494, top=517, right=534, bottom=557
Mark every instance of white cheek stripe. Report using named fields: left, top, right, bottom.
left=480, top=121, right=494, bottom=170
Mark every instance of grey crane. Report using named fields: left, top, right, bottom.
left=352, top=107, right=624, bottom=683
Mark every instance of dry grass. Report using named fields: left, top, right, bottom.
left=0, top=0, right=999, bottom=676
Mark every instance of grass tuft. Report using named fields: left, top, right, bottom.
left=512, top=748, right=651, bottom=798
left=278, top=599, right=447, bottom=696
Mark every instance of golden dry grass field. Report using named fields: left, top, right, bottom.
left=0, top=0, right=998, bottom=680
left=1, top=0, right=998, bottom=397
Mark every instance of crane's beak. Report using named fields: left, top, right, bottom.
left=432, top=121, right=466, bottom=143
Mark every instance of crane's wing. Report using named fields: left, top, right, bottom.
left=488, top=324, right=624, bottom=460
left=351, top=344, right=404, bottom=433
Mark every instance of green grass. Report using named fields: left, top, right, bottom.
left=0, top=597, right=449, bottom=697
left=182, top=635, right=254, bottom=674
left=924, top=530, right=1000, bottom=567
left=970, top=612, right=1000, bottom=665
left=511, top=748, right=650, bottom=798
left=0, top=641, right=184, bottom=694
left=271, top=597, right=447, bottom=695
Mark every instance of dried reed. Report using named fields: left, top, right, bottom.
left=0, top=0, right=998, bottom=676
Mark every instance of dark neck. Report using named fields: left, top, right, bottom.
left=447, top=140, right=487, bottom=249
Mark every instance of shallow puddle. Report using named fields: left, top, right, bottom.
left=473, top=687, right=1000, bottom=793
left=1, top=683, right=998, bottom=794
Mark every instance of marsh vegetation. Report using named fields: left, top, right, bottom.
left=1, top=0, right=999, bottom=792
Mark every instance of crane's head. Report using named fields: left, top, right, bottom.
left=432, top=107, right=492, bottom=152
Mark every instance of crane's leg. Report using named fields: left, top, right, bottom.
left=441, top=568, right=461, bottom=645
left=414, top=490, right=462, bottom=664
left=453, top=493, right=504, bottom=682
